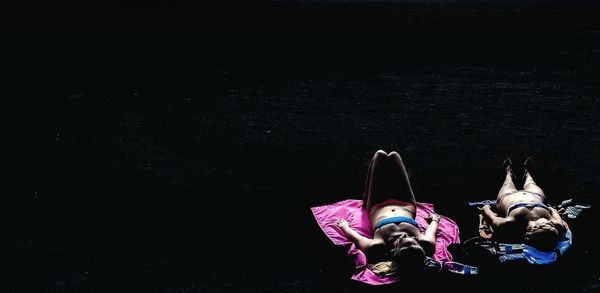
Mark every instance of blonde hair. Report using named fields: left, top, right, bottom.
left=368, top=261, right=399, bottom=276
left=369, top=245, right=426, bottom=276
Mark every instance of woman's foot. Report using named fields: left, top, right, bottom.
left=503, top=157, right=515, bottom=178
left=524, top=157, right=535, bottom=180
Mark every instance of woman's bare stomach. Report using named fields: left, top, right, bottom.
left=369, top=199, right=416, bottom=229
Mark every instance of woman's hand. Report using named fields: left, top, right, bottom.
left=423, top=213, right=440, bottom=244
left=551, top=219, right=569, bottom=235
left=425, top=213, right=441, bottom=223
left=481, top=205, right=496, bottom=221
left=482, top=204, right=492, bottom=213
left=336, top=219, right=350, bottom=230
left=334, top=219, right=376, bottom=252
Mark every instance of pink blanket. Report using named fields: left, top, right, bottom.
left=311, top=199, right=460, bottom=285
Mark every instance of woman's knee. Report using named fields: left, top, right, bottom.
left=372, top=150, right=388, bottom=160
left=388, top=151, right=402, bottom=160
left=388, top=151, right=407, bottom=168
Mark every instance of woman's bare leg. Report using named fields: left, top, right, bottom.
left=386, top=151, right=417, bottom=207
left=363, top=150, right=417, bottom=210
left=523, top=157, right=546, bottom=200
left=496, top=158, right=518, bottom=201
left=363, top=150, right=388, bottom=210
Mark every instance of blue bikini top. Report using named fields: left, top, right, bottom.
left=374, top=216, right=419, bottom=231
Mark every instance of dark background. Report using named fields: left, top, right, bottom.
left=4, top=1, right=600, bottom=292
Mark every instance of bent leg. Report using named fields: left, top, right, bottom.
left=386, top=151, right=417, bottom=207
left=523, top=172, right=546, bottom=201
left=363, top=150, right=389, bottom=210
left=363, top=150, right=417, bottom=211
left=496, top=159, right=518, bottom=206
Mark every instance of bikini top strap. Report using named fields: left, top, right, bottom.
left=507, top=202, right=550, bottom=215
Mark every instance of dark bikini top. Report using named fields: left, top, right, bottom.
left=374, top=216, right=419, bottom=231
left=507, top=202, right=550, bottom=215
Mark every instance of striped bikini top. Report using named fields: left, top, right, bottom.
left=507, top=202, right=550, bottom=215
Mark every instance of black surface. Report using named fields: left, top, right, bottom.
left=4, top=2, right=600, bottom=292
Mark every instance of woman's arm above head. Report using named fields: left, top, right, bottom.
left=548, top=207, right=569, bottom=233
left=336, top=219, right=381, bottom=253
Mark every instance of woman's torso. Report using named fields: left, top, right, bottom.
left=369, top=199, right=420, bottom=245
left=497, top=191, right=551, bottom=220
left=493, top=191, right=553, bottom=241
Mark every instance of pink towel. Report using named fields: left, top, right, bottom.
left=310, top=199, right=460, bottom=285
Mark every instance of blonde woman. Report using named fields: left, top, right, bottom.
left=337, top=150, right=440, bottom=275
